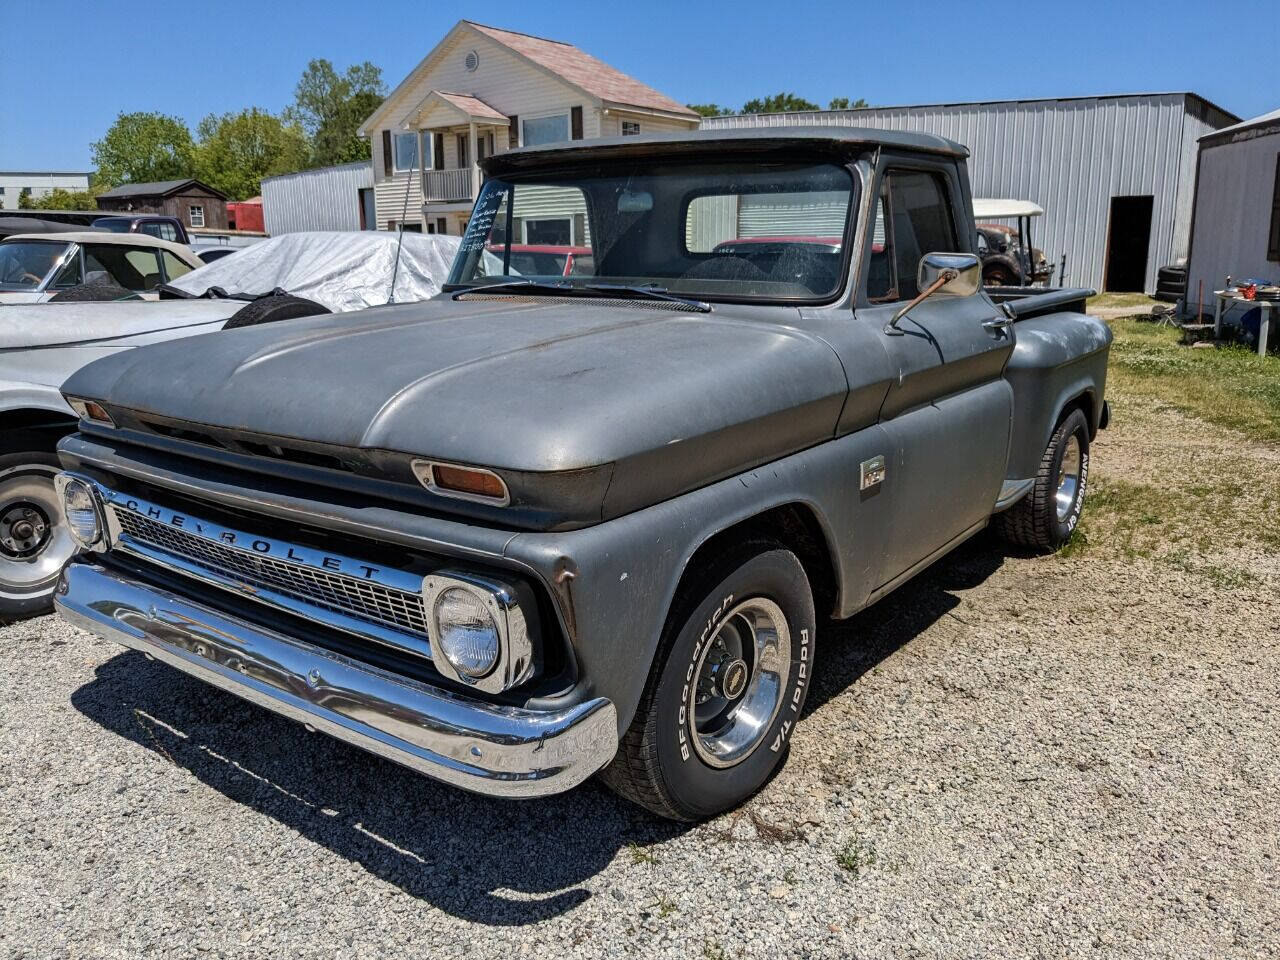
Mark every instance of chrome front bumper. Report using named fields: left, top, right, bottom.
left=55, top=561, right=618, bottom=798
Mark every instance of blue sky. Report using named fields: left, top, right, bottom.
left=2, top=0, right=1274, bottom=171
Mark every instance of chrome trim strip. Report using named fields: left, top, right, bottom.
left=55, top=561, right=617, bottom=798
left=993, top=477, right=1035, bottom=511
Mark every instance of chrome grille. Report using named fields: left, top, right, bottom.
left=111, top=508, right=430, bottom=639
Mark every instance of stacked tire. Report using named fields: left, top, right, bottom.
left=1154, top=264, right=1187, bottom=303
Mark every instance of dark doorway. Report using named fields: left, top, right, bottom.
left=1104, top=195, right=1154, bottom=292
left=358, top=188, right=374, bottom=231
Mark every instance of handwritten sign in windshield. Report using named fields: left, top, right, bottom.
left=460, top=189, right=505, bottom=254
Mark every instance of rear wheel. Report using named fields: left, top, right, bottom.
left=996, top=407, right=1090, bottom=552
left=600, top=541, right=815, bottom=821
left=0, top=450, right=74, bottom=620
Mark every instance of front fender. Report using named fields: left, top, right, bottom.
left=504, top=427, right=891, bottom=733
left=0, top=379, right=75, bottom=418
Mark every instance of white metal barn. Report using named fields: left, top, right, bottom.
left=703, top=93, right=1238, bottom=293
left=1184, top=108, right=1280, bottom=313
left=261, top=162, right=376, bottom=235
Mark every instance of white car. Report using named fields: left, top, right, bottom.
left=0, top=230, right=461, bottom=619
left=0, top=232, right=203, bottom=304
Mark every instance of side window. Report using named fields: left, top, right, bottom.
left=84, top=245, right=162, bottom=291
left=52, top=252, right=83, bottom=288
left=866, top=170, right=959, bottom=302
left=161, top=251, right=193, bottom=281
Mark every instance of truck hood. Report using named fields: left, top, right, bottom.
left=63, top=296, right=850, bottom=519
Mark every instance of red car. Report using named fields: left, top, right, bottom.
left=488, top=244, right=594, bottom=277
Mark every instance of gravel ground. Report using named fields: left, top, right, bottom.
left=2, top=390, right=1278, bottom=959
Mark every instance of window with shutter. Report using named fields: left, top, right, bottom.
left=1269, top=153, right=1280, bottom=262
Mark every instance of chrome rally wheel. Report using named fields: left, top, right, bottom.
left=689, top=598, right=791, bottom=768
left=0, top=457, right=74, bottom=619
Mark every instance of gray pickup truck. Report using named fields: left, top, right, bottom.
left=51, top=128, right=1110, bottom=821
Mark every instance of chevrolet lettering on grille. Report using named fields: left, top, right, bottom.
left=119, top=499, right=383, bottom=581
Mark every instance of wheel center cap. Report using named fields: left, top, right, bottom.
left=720, top=659, right=749, bottom=700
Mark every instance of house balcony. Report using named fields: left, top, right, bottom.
left=422, top=167, right=478, bottom=203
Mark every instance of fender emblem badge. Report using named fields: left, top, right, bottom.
left=860, top=455, right=886, bottom=490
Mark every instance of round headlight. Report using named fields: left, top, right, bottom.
left=61, top=477, right=102, bottom=548
left=432, top=586, right=500, bottom=679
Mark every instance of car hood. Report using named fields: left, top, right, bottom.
left=63, top=295, right=850, bottom=520
left=0, top=299, right=241, bottom=349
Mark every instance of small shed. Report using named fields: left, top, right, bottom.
left=261, top=162, right=375, bottom=235
left=1185, top=108, right=1280, bottom=313
left=96, top=179, right=229, bottom=230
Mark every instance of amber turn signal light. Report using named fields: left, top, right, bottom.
left=411, top=460, right=510, bottom=505
left=65, top=397, right=115, bottom=426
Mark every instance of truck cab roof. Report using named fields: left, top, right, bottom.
left=487, top=125, right=969, bottom=175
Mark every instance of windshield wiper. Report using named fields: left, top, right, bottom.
left=452, top=279, right=572, bottom=299
left=582, top=283, right=710, bottom=312
left=454, top=279, right=710, bottom=312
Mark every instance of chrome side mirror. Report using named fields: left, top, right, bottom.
left=885, top=252, right=982, bottom=334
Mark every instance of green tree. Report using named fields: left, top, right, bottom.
left=686, top=103, right=735, bottom=117
left=828, top=97, right=869, bottom=110
left=286, top=59, right=386, bottom=166
left=18, top=187, right=99, bottom=210
left=194, top=108, right=309, bottom=199
left=740, top=93, right=820, bottom=114
left=91, top=111, right=195, bottom=187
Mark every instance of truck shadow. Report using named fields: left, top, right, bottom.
left=803, top=530, right=1007, bottom=716
left=68, top=532, right=1005, bottom=926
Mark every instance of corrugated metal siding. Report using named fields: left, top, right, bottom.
left=1185, top=128, right=1280, bottom=312
left=706, top=94, right=1231, bottom=292
left=262, top=162, right=373, bottom=235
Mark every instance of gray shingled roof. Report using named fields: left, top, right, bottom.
left=97, top=179, right=226, bottom=199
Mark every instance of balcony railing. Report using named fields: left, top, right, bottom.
left=423, top=167, right=474, bottom=203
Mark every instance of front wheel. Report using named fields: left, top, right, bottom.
left=0, top=451, right=77, bottom=620
left=996, top=407, right=1091, bottom=551
left=600, top=542, right=815, bottom=821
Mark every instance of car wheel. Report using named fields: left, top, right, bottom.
left=995, top=407, right=1090, bottom=552
left=223, top=294, right=330, bottom=330
left=0, top=451, right=76, bottom=620
left=599, top=540, right=815, bottom=821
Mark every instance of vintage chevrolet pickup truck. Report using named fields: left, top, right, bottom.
left=51, top=128, right=1111, bottom=820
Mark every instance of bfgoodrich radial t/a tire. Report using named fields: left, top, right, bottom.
left=996, top=407, right=1091, bottom=552
left=600, top=541, right=815, bottom=821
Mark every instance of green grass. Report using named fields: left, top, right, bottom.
left=1088, top=292, right=1161, bottom=311
left=1107, top=318, right=1280, bottom=442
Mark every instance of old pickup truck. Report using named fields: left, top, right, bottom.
left=51, top=128, right=1111, bottom=820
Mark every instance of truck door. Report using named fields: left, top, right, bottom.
left=855, top=159, right=1014, bottom=590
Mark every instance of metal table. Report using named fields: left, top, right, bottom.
left=1212, top=291, right=1276, bottom=356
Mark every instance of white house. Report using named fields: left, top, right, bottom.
left=1185, top=108, right=1280, bottom=313
left=358, top=20, right=699, bottom=236
left=0, top=171, right=91, bottom=210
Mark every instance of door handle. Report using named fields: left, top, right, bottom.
left=982, top=315, right=1014, bottom=331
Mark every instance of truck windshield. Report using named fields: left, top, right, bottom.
left=447, top=160, right=854, bottom=302
left=0, top=240, right=69, bottom=290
